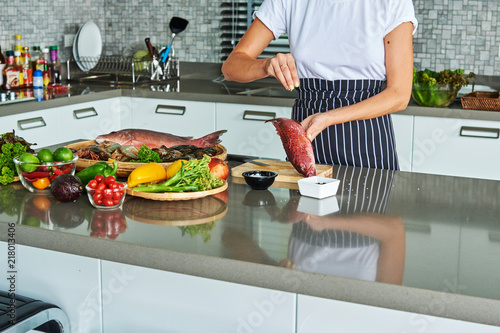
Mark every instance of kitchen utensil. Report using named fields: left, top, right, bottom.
left=145, top=38, right=163, bottom=79
left=145, top=38, right=154, bottom=59
left=231, top=159, right=332, bottom=184
left=76, top=21, right=102, bottom=71
left=297, top=176, right=340, bottom=199
left=227, top=154, right=270, bottom=166
left=160, top=17, right=189, bottom=63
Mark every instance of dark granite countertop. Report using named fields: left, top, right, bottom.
left=1, top=164, right=500, bottom=327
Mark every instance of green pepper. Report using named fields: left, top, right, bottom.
left=75, top=161, right=118, bottom=186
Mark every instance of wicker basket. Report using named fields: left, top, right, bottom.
left=461, top=91, right=500, bottom=111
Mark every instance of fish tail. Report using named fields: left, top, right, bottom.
left=191, top=130, right=228, bottom=148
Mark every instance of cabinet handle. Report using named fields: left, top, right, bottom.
left=460, top=126, right=499, bottom=139
left=155, top=104, right=186, bottom=116
left=242, top=110, right=276, bottom=121
left=18, top=117, right=46, bottom=130
left=74, top=107, right=98, bottom=119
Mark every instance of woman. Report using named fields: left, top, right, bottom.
left=221, top=0, right=418, bottom=170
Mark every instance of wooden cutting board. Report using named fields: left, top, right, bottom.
left=231, top=159, right=332, bottom=184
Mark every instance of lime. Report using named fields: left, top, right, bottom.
left=53, top=147, right=74, bottom=162
left=37, top=148, right=54, bottom=162
left=19, top=153, right=40, bottom=173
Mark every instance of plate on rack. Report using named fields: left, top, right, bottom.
left=76, top=21, right=102, bottom=71
left=126, top=181, right=228, bottom=201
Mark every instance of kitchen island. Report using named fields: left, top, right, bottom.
left=1, top=164, right=500, bottom=332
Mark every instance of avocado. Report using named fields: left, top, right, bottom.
left=50, top=174, right=83, bottom=202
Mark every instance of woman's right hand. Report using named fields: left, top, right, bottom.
left=265, top=53, right=300, bottom=91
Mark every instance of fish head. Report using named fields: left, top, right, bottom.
left=95, top=130, right=130, bottom=144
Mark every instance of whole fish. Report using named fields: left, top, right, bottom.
left=266, top=118, right=317, bottom=177
left=95, top=129, right=227, bottom=149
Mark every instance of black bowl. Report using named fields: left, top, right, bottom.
left=242, top=171, right=278, bottom=190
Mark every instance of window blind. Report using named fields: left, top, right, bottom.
left=219, top=0, right=290, bottom=61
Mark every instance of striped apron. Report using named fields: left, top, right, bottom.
left=292, top=78, right=399, bottom=170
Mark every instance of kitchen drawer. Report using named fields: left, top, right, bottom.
left=101, top=260, right=296, bottom=332
left=216, top=103, right=291, bottom=159
left=57, top=98, right=121, bottom=141
left=412, top=116, right=500, bottom=180
left=130, top=98, right=216, bottom=137
left=0, top=110, right=59, bottom=148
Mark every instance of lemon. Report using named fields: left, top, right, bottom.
left=166, top=159, right=187, bottom=179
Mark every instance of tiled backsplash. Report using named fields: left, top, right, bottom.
left=0, top=0, right=499, bottom=75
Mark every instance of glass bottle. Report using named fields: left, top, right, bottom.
left=14, top=35, right=24, bottom=63
left=13, top=51, right=24, bottom=87
left=49, top=46, right=61, bottom=85
left=3, top=51, right=21, bottom=90
left=0, top=46, right=6, bottom=86
left=22, top=52, right=33, bottom=88
left=41, top=48, right=50, bottom=87
left=31, top=46, right=42, bottom=72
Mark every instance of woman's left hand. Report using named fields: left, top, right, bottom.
left=301, top=112, right=331, bottom=141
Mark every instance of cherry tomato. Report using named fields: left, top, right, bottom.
left=104, top=176, right=116, bottom=185
left=95, top=199, right=103, bottom=206
left=93, top=193, right=103, bottom=202
left=94, top=174, right=105, bottom=183
left=109, top=183, right=118, bottom=189
left=116, top=183, right=125, bottom=188
left=32, top=177, right=51, bottom=190
left=88, top=179, right=98, bottom=189
left=112, top=191, right=123, bottom=200
left=103, top=189, right=113, bottom=199
left=97, top=183, right=106, bottom=191
left=103, top=198, right=114, bottom=207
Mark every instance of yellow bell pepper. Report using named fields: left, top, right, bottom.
left=127, top=162, right=167, bottom=188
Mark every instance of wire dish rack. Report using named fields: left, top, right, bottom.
left=70, top=55, right=179, bottom=84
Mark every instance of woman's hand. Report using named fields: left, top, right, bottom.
left=264, top=53, right=299, bottom=91
left=301, top=112, right=332, bottom=141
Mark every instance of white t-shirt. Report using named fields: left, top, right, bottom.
left=254, top=0, right=418, bottom=81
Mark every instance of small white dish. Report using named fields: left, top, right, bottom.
left=297, top=195, right=339, bottom=216
left=297, top=176, right=340, bottom=199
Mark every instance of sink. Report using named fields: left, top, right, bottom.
left=236, top=86, right=297, bottom=98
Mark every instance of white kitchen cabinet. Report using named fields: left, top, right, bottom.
left=0, top=242, right=102, bottom=333
left=129, top=97, right=216, bottom=138
left=412, top=116, right=500, bottom=180
left=297, top=294, right=500, bottom=333
left=101, top=260, right=296, bottom=333
left=391, top=113, right=414, bottom=172
left=216, top=103, right=291, bottom=159
left=0, top=109, right=60, bottom=148
left=57, top=97, right=124, bottom=142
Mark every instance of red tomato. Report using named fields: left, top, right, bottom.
left=103, top=189, right=113, bottom=199
left=103, top=198, right=114, bottom=206
left=94, top=174, right=105, bottom=183
left=116, top=183, right=125, bottom=188
left=88, top=179, right=98, bottom=189
left=109, top=183, right=118, bottom=189
left=112, top=191, right=123, bottom=200
left=104, top=176, right=116, bottom=185
left=97, top=183, right=106, bottom=191
left=112, top=198, right=121, bottom=205
left=93, top=192, right=103, bottom=202
left=95, top=199, right=103, bottom=206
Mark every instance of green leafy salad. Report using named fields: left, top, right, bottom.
left=0, top=131, right=36, bottom=185
left=412, top=68, right=475, bottom=107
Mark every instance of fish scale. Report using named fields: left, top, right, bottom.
left=266, top=118, right=317, bottom=177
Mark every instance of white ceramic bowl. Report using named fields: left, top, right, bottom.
left=297, top=176, right=340, bottom=199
